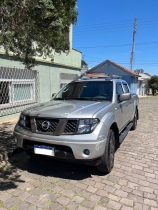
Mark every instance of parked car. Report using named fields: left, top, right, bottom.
left=14, top=73, right=139, bottom=173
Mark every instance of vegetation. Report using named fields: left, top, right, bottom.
left=149, top=75, right=158, bottom=95
left=0, top=0, right=78, bottom=69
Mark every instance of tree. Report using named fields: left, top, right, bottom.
left=0, top=0, right=78, bottom=69
left=149, top=75, right=158, bottom=95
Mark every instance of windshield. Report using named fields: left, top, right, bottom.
left=54, top=81, right=113, bottom=101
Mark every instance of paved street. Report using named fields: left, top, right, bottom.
left=0, top=97, right=158, bottom=210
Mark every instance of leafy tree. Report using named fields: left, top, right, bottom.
left=0, top=0, right=78, bottom=69
left=149, top=75, right=158, bottom=95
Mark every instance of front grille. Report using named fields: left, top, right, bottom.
left=23, top=139, right=73, bottom=154
left=63, top=120, right=78, bottom=134
left=25, top=116, right=31, bottom=129
left=35, top=118, right=59, bottom=133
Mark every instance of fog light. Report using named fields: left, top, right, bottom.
left=83, top=149, right=90, bottom=156
left=15, top=138, right=18, bottom=144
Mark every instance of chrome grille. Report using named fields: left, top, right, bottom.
left=63, top=120, right=78, bottom=134
left=35, top=118, right=59, bottom=133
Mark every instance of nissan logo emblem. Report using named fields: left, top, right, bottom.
left=42, top=121, right=51, bottom=130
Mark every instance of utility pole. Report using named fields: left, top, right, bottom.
left=130, top=18, right=137, bottom=70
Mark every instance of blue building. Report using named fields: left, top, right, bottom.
left=88, top=59, right=140, bottom=93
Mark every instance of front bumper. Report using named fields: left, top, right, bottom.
left=14, top=122, right=108, bottom=161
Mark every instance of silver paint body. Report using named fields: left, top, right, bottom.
left=14, top=79, right=138, bottom=160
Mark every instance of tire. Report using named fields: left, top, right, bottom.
left=97, top=129, right=115, bottom=173
left=131, top=109, right=137, bottom=131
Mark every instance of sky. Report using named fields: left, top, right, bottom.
left=73, top=0, right=158, bottom=76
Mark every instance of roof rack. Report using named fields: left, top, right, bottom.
left=110, top=75, right=122, bottom=79
left=85, top=73, right=109, bottom=78
left=74, top=73, right=122, bottom=81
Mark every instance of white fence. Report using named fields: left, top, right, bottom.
left=0, top=66, right=40, bottom=117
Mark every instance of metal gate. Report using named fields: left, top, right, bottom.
left=0, top=66, right=40, bottom=117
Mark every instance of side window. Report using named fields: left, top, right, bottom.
left=116, top=83, right=124, bottom=95
left=123, top=83, right=130, bottom=93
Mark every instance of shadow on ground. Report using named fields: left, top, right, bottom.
left=4, top=149, right=109, bottom=187
left=0, top=163, right=25, bottom=191
left=0, top=122, right=121, bottom=192
left=0, top=139, right=122, bottom=192
left=0, top=122, right=17, bottom=156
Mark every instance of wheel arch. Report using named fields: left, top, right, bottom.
left=110, top=122, right=119, bottom=149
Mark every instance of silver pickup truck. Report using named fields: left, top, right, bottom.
left=14, top=73, right=139, bottom=173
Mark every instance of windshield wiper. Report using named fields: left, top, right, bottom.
left=54, top=97, right=104, bottom=101
left=54, top=97, right=81, bottom=100
left=87, top=98, right=102, bottom=101
left=67, top=97, right=103, bottom=101
left=54, top=98, right=65, bottom=100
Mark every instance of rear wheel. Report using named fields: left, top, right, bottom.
left=131, top=109, right=137, bottom=131
left=97, top=129, right=115, bottom=173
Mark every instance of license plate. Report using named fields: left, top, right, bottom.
left=34, top=145, right=54, bottom=156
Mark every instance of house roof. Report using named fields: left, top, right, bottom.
left=89, top=59, right=140, bottom=77
left=138, top=77, right=144, bottom=81
left=144, top=73, right=151, bottom=77
left=139, top=73, right=151, bottom=79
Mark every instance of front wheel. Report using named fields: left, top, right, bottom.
left=97, top=129, right=115, bottom=173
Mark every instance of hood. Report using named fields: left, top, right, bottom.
left=23, top=100, right=111, bottom=119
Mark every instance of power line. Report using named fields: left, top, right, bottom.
left=74, top=41, right=158, bottom=49
left=73, top=19, right=158, bottom=36
left=73, top=25, right=158, bottom=36
left=73, top=28, right=158, bottom=36
left=74, top=22, right=158, bottom=33
left=87, top=61, right=158, bottom=66
left=79, top=46, right=158, bottom=55
left=73, top=17, right=158, bottom=29
left=86, top=60, right=158, bottom=64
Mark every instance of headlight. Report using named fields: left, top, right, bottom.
left=77, top=119, right=99, bottom=134
left=18, top=114, right=26, bottom=127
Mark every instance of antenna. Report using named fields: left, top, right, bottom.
left=130, top=18, right=137, bottom=70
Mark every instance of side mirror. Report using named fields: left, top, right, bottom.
left=52, top=93, right=56, bottom=98
left=119, top=93, right=131, bottom=102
